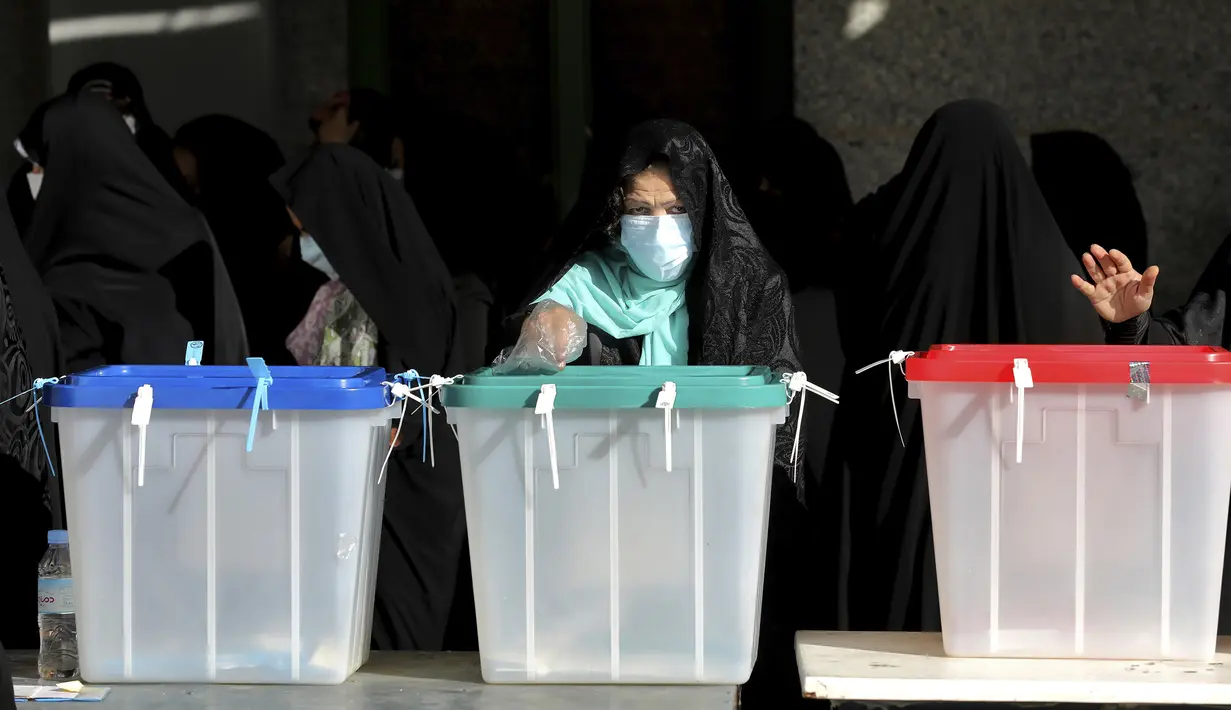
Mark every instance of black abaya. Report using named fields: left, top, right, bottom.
left=0, top=201, right=58, bottom=651
left=174, top=115, right=325, bottom=364
left=742, top=116, right=853, bottom=294
left=0, top=641, right=13, bottom=710
left=513, top=119, right=810, bottom=708
left=273, top=143, right=464, bottom=651
left=66, top=62, right=188, bottom=198
left=819, top=100, right=1104, bottom=634
left=18, top=94, right=246, bottom=370
left=8, top=63, right=186, bottom=234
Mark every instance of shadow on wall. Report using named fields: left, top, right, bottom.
left=1031, top=130, right=1149, bottom=270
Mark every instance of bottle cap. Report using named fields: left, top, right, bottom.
left=47, top=530, right=68, bottom=545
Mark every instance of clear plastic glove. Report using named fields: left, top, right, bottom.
left=493, top=300, right=587, bottom=374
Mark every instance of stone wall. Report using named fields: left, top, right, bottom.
left=795, top=0, right=1231, bottom=309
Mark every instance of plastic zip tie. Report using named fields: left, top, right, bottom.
left=1012, top=358, right=1034, bottom=464
left=378, top=396, right=409, bottom=485
left=781, top=372, right=840, bottom=482
left=31, top=377, right=62, bottom=478
left=382, top=373, right=464, bottom=474
left=184, top=340, right=204, bottom=366
left=656, top=382, right=677, bottom=472
left=853, top=351, right=914, bottom=446
left=245, top=358, right=272, bottom=453
left=131, top=385, right=154, bottom=487
left=535, top=384, right=559, bottom=489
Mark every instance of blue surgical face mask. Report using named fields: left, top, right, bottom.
left=619, top=214, right=695, bottom=282
left=300, top=234, right=337, bottom=280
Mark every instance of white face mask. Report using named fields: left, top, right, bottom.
left=386, top=167, right=404, bottom=181
left=300, top=235, right=337, bottom=280
left=26, top=172, right=43, bottom=200
left=123, top=114, right=138, bottom=135
left=619, top=214, right=695, bottom=282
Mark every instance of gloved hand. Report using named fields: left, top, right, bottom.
left=493, top=300, right=587, bottom=374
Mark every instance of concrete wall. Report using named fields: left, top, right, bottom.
left=0, top=0, right=51, bottom=178
left=46, top=0, right=346, bottom=157
left=795, top=0, right=1231, bottom=310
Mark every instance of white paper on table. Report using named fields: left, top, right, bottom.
left=12, top=681, right=111, bottom=702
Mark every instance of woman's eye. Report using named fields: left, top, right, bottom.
left=668, top=205, right=687, bottom=215
left=625, top=206, right=649, bottom=215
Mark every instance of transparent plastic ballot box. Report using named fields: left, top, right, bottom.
left=441, top=366, right=792, bottom=684
left=47, top=365, right=394, bottom=684
left=906, top=344, right=1231, bottom=661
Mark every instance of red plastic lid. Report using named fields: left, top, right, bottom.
left=905, top=344, right=1231, bottom=384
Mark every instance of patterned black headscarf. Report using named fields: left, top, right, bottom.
left=519, top=119, right=806, bottom=486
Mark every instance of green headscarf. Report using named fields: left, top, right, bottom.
left=535, top=248, right=689, bottom=365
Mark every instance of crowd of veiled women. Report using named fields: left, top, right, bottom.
left=1, top=62, right=1226, bottom=709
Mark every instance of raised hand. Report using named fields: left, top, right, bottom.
left=1069, top=244, right=1159, bottom=324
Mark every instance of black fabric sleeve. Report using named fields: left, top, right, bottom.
left=1104, top=313, right=1151, bottom=345
left=1104, top=304, right=1215, bottom=347
left=0, top=640, right=15, bottom=710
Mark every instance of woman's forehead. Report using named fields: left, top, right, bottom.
left=625, top=162, right=674, bottom=193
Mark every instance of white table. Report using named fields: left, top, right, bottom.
left=796, top=631, right=1231, bottom=705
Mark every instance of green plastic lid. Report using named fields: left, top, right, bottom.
left=441, top=366, right=790, bottom=410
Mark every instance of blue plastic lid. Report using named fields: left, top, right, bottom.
left=48, top=530, right=68, bottom=545
left=46, top=365, right=392, bottom=411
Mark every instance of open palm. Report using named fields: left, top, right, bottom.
left=1069, top=244, right=1159, bottom=324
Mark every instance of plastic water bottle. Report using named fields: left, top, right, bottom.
left=37, top=529, right=78, bottom=680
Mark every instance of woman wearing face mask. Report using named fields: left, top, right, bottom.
left=277, top=95, right=464, bottom=653
left=503, top=119, right=810, bottom=708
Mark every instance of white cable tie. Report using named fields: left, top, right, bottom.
left=378, top=398, right=409, bottom=485
left=656, top=382, right=677, bottom=472
left=535, top=384, right=559, bottom=489
left=854, top=351, right=916, bottom=447
left=781, top=372, right=841, bottom=483
left=131, top=385, right=154, bottom=488
left=1012, top=358, right=1033, bottom=464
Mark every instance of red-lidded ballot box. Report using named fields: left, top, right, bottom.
left=906, top=345, right=1231, bottom=661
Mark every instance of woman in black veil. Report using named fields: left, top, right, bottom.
left=274, top=96, right=463, bottom=651
left=16, top=93, right=246, bottom=370
left=67, top=62, right=186, bottom=196
left=504, top=119, right=810, bottom=707
left=8, top=63, right=184, bottom=235
left=173, top=115, right=326, bottom=364
left=818, top=100, right=1103, bottom=635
